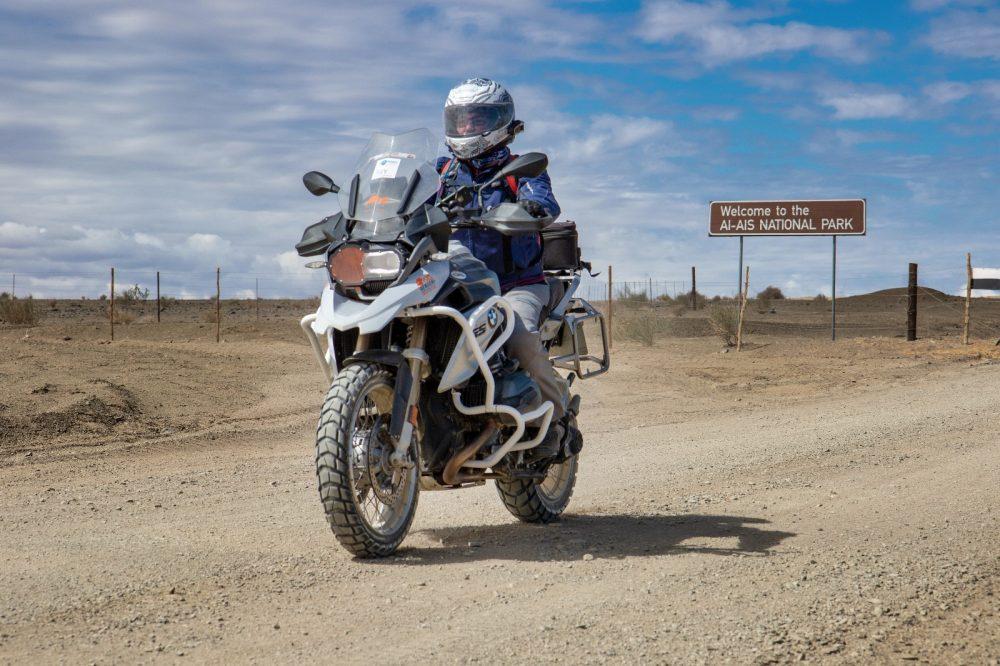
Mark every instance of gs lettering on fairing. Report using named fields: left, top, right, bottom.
left=294, top=129, right=609, bottom=558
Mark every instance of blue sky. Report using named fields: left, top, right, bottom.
left=0, top=0, right=997, bottom=299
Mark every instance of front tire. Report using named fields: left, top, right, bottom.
left=495, top=455, right=578, bottom=523
left=315, top=363, right=419, bottom=558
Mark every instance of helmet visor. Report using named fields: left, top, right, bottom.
left=444, top=103, right=513, bottom=138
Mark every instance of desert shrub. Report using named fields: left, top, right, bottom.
left=655, top=293, right=674, bottom=304
left=114, top=308, right=137, bottom=325
left=0, top=296, right=38, bottom=326
left=158, top=295, right=178, bottom=313
left=617, top=284, right=649, bottom=306
left=616, top=313, right=669, bottom=346
left=0, top=292, right=9, bottom=300
left=755, top=296, right=771, bottom=314
left=687, top=289, right=707, bottom=309
left=105, top=304, right=137, bottom=324
left=99, top=294, right=107, bottom=301
left=707, top=303, right=740, bottom=346
left=201, top=308, right=219, bottom=323
left=670, top=303, right=688, bottom=317
left=813, top=293, right=829, bottom=303
left=755, top=285, right=785, bottom=300
left=118, top=284, right=150, bottom=304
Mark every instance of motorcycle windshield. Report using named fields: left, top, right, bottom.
left=338, top=128, right=441, bottom=238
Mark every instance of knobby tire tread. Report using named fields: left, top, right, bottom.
left=495, top=458, right=578, bottom=524
left=315, top=363, right=416, bottom=558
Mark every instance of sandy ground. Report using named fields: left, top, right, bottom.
left=1, top=311, right=999, bottom=664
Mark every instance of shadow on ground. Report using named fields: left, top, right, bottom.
left=390, top=513, right=795, bottom=564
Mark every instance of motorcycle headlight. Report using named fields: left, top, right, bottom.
left=328, top=245, right=365, bottom=286
left=328, top=246, right=402, bottom=286
left=361, top=249, right=402, bottom=280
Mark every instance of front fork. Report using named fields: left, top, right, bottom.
left=389, top=318, right=428, bottom=470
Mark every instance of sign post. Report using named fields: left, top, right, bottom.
left=738, top=236, right=744, bottom=298
left=832, top=236, right=837, bottom=341
left=709, top=199, right=866, bottom=341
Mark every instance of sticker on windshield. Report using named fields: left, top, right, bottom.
left=372, top=158, right=401, bottom=180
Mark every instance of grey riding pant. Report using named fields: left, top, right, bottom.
left=447, top=242, right=568, bottom=422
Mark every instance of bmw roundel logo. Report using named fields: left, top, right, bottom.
left=487, top=308, right=499, bottom=327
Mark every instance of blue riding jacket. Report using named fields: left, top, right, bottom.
left=436, top=146, right=560, bottom=291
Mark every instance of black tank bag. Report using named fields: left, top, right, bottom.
left=541, top=221, right=581, bottom=271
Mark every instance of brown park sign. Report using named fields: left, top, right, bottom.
left=709, top=199, right=866, bottom=236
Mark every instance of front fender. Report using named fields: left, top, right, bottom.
left=311, top=260, right=449, bottom=336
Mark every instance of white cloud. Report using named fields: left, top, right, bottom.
left=692, top=106, right=740, bottom=122
left=910, top=0, right=991, bottom=12
left=923, top=80, right=973, bottom=103
left=831, top=129, right=896, bottom=146
left=821, top=92, right=911, bottom=119
left=0, top=222, right=46, bottom=247
left=133, top=232, right=166, bottom=249
left=275, top=250, right=311, bottom=276
left=0, top=1, right=994, bottom=298
left=186, top=233, right=230, bottom=254
left=925, top=9, right=1000, bottom=59
left=565, top=115, right=681, bottom=160
left=638, top=0, right=880, bottom=64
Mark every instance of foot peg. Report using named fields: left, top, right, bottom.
left=568, top=394, right=581, bottom=416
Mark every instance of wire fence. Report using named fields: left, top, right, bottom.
left=0, top=269, right=326, bottom=301
left=3, top=266, right=999, bottom=341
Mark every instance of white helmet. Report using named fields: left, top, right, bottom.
left=444, top=78, right=521, bottom=160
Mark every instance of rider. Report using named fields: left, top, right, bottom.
left=437, top=77, right=574, bottom=459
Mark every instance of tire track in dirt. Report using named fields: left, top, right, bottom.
left=1, top=363, right=997, bottom=663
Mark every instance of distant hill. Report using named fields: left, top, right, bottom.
left=844, top=287, right=958, bottom=302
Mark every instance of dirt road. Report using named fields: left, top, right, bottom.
left=1, top=325, right=998, bottom=663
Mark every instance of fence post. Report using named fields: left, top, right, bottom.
left=963, top=253, right=972, bottom=345
left=690, top=266, right=697, bottom=309
left=215, top=267, right=221, bottom=343
left=10, top=273, right=14, bottom=297
left=156, top=271, right=161, bottom=323
left=607, top=265, right=613, bottom=350
left=110, top=267, right=115, bottom=342
left=255, top=277, right=260, bottom=322
left=737, top=266, right=750, bottom=351
left=907, top=263, right=917, bottom=342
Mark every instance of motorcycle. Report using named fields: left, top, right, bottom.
left=295, top=128, right=609, bottom=557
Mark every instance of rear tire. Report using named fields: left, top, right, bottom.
left=496, top=455, right=578, bottom=523
left=315, top=363, right=419, bottom=558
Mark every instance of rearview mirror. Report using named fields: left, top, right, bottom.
left=492, top=152, right=548, bottom=184
left=303, top=171, right=339, bottom=196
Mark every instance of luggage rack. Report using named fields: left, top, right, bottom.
left=550, top=297, right=610, bottom=380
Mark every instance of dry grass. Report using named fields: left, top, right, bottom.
left=707, top=303, right=741, bottom=346
left=106, top=306, right=137, bottom=325
left=617, top=285, right=650, bottom=306
left=615, top=312, right=670, bottom=346
left=116, top=308, right=137, bottom=325
left=0, top=296, right=38, bottom=326
left=201, top=308, right=220, bottom=324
